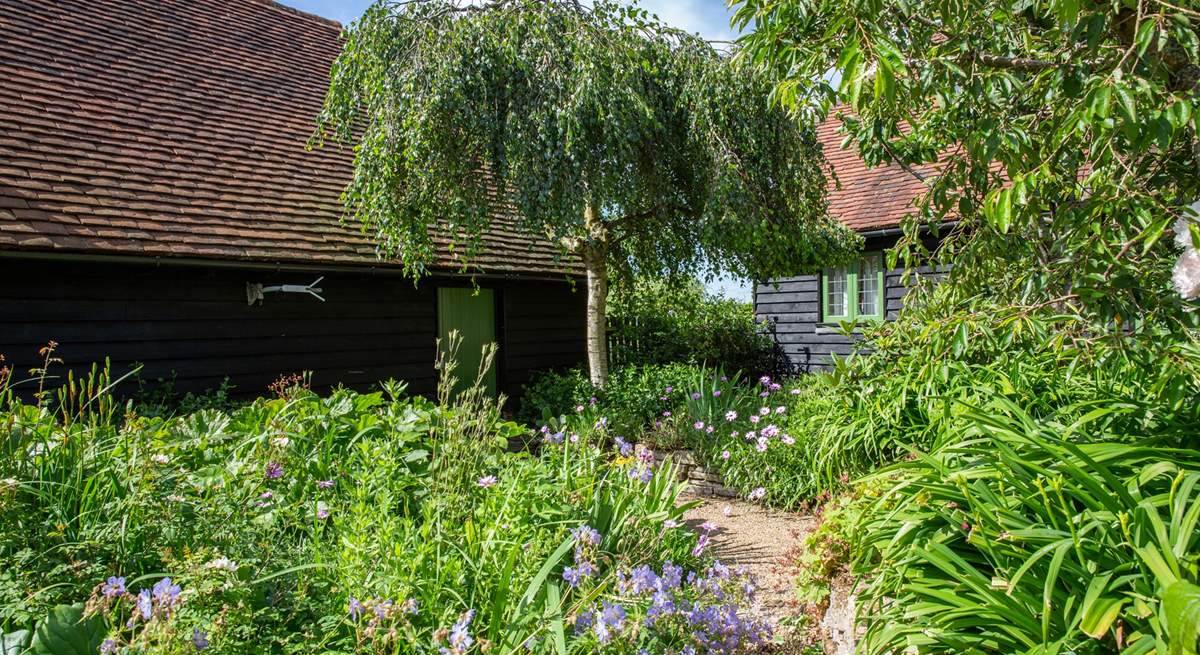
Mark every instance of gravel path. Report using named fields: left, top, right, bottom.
left=682, top=493, right=817, bottom=639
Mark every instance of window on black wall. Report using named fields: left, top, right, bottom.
left=821, top=252, right=884, bottom=322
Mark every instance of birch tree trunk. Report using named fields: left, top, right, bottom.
left=582, top=201, right=609, bottom=387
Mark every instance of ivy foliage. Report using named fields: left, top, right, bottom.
left=733, top=0, right=1200, bottom=330
left=315, top=0, right=859, bottom=281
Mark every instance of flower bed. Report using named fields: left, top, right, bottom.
left=0, top=361, right=774, bottom=654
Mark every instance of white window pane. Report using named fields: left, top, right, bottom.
left=826, top=268, right=847, bottom=317
left=858, top=256, right=880, bottom=316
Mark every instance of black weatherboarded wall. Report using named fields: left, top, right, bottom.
left=1, top=258, right=585, bottom=402
left=755, top=235, right=940, bottom=372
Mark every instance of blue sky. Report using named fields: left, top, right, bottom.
left=281, top=0, right=753, bottom=299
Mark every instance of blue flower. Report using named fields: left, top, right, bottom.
left=348, top=596, right=364, bottom=620
left=136, top=589, right=152, bottom=620
left=100, top=639, right=119, bottom=654
left=448, top=609, right=475, bottom=653
left=192, top=628, right=209, bottom=651
left=101, top=576, right=125, bottom=598
left=151, top=577, right=181, bottom=610
left=591, top=601, right=626, bottom=644
left=574, top=609, right=595, bottom=635
left=571, top=525, right=601, bottom=546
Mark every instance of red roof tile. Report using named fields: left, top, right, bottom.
left=0, top=0, right=581, bottom=276
left=816, top=109, right=936, bottom=232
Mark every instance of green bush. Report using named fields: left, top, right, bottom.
left=517, top=363, right=703, bottom=441
left=852, top=399, right=1200, bottom=653
left=606, top=278, right=782, bottom=374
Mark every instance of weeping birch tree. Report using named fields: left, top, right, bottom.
left=316, top=0, right=858, bottom=386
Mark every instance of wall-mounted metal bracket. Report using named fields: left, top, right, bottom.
left=246, top=276, right=325, bottom=305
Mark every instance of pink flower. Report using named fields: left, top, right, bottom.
left=725, top=410, right=738, bottom=421
left=775, top=406, right=786, bottom=414
left=790, top=388, right=801, bottom=395
left=748, top=487, right=766, bottom=501
left=781, top=434, right=795, bottom=445
left=749, top=415, right=760, bottom=424
left=477, top=475, right=497, bottom=488
left=693, top=421, right=705, bottom=430
left=705, top=425, right=715, bottom=434
left=755, top=437, right=768, bottom=452
left=758, top=407, right=770, bottom=416
left=721, top=450, right=731, bottom=460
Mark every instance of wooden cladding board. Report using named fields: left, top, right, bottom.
left=755, top=235, right=945, bottom=372
left=0, top=258, right=585, bottom=403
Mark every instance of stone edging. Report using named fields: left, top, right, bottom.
left=655, top=449, right=741, bottom=498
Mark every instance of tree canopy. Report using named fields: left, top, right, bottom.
left=316, top=0, right=860, bottom=384
left=734, top=0, right=1200, bottom=330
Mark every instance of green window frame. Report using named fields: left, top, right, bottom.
left=821, top=252, right=885, bottom=322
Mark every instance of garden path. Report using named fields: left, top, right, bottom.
left=682, top=494, right=817, bottom=645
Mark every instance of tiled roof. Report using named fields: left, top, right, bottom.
left=0, top=0, right=581, bottom=276
left=816, top=109, right=937, bottom=232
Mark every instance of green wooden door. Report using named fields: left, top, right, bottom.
left=437, top=287, right=498, bottom=397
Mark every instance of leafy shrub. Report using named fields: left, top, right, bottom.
left=606, top=278, right=783, bottom=374
left=517, top=363, right=703, bottom=440
left=852, top=399, right=1200, bottom=654
left=679, top=294, right=1200, bottom=509
left=131, top=373, right=239, bottom=417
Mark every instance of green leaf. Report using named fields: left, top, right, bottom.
left=545, top=582, right=567, bottom=655
left=0, top=630, right=31, bottom=655
left=1135, top=19, right=1157, bottom=57
left=1115, top=85, right=1137, bottom=123
left=1090, top=86, right=1112, bottom=120
left=1081, top=595, right=1126, bottom=638
left=1163, top=581, right=1200, bottom=655
left=30, top=605, right=104, bottom=655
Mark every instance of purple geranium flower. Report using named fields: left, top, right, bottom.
left=151, top=577, right=181, bottom=613
left=595, top=601, right=626, bottom=643
left=264, top=462, right=284, bottom=479
left=449, top=609, right=475, bottom=653
left=137, top=589, right=152, bottom=620
left=102, top=576, right=125, bottom=598
left=571, top=525, right=602, bottom=545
